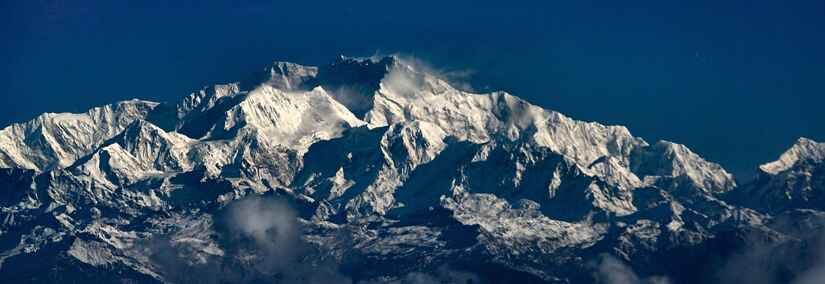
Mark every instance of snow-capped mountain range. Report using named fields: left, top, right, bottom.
left=0, top=56, right=823, bottom=284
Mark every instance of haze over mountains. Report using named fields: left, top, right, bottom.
left=0, top=56, right=824, bottom=284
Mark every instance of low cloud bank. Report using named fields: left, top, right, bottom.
left=361, top=265, right=481, bottom=284
left=591, top=254, right=671, bottom=284
left=716, top=233, right=825, bottom=284
left=223, top=196, right=301, bottom=274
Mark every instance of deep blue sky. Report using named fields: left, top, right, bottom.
left=2, top=0, right=824, bottom=179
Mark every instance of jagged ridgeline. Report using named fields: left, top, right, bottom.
left=0, top=56, right=823, bottom=284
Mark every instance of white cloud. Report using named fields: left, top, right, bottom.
left=592, top=254, right=672, bottom=284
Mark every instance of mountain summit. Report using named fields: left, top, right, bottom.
left=0, top=56, right=822, bottom=284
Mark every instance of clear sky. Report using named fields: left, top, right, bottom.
left=2, top=0, right=823, bottom=179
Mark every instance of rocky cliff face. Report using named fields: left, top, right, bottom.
left=0, top=56, right=821, bottom=284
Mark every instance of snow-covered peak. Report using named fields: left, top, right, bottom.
left=264, top=61, right=319, bottom=91
left=732, top=138, right=825, bottom=214
left=364, top=59, right=646, bottom=168
left=252, top=56, right=733, bottom=196
left=760, top=137, right=825, bottom=174
left=215, top=85, right=365, bottom=150
left=631, top=140, right=736, bottom=193
left=74, top=143, right=156, bottom=187
left=174, top=83, right=245, bottom=138
left=0, top=100, right=159, bottom=172
left=114, top=120, right=194, bottom=171
left=314, top=56, right=396, bottom=117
